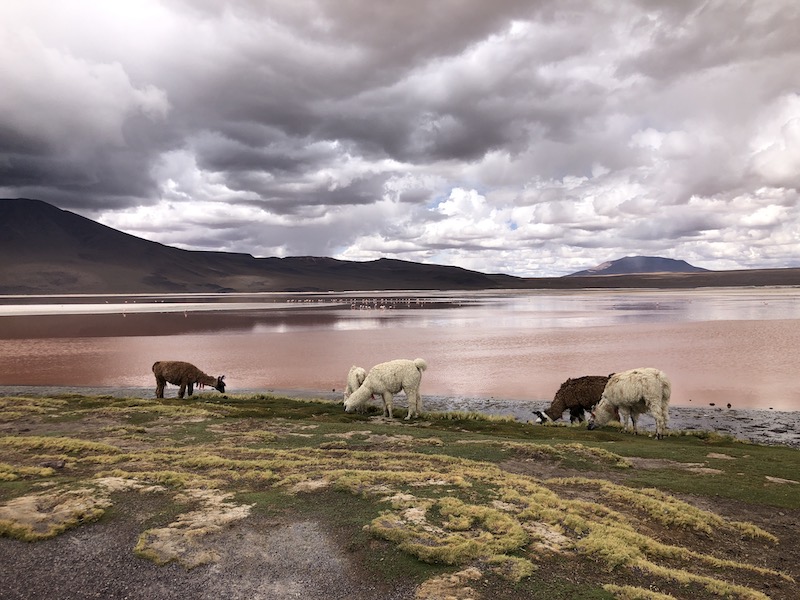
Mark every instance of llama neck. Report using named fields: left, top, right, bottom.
left=197, top=372, right=217, bottom=386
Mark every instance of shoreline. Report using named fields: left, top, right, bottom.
left=2, top=385, right=799, bottom=449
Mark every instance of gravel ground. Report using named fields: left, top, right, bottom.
left=0, top=510, right=414, bottom=600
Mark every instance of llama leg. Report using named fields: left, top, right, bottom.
left=155, top=379, right=165, bottom=398
left=630, top=412, right=639, bottom=435
left=188, top=382, right=194, bottom=396
left=405, top=389, right=418, bottom=420
left=178, top=383, right=187, bottom=399
left=618, top=408, right=631, bottom=433
left=654, top=416, right=663, bottom=439
left=382, top=392, right=394, bottom=418
left=656, top=406, right=668, bottom=439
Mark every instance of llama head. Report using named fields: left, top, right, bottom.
left=343, top=384, right=371, bottom=413
left=587, top=396, right=615, bottom=430
left=214, top=375, right=226, bottom=393
left=532, top=410, right=551, bottom=424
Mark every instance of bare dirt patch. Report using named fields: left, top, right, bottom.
left=0, top=492, right=416, bottom=600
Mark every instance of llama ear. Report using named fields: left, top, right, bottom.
left=220, top=375, right=225, bottom=381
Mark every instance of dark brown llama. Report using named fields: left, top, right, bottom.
left=152, top=361, right=226, bottom=399
left=534, top=374, right=611, bottom=424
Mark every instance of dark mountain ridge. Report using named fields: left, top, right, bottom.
left=0, top=199, right=519, bottom=293
left=2, top=198, right=800, bottom=294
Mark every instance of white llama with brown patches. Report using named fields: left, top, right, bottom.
left=588, top=367, right=671, bottom=439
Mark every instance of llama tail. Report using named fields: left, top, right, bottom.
left=413, top=358, right=428, bottom=372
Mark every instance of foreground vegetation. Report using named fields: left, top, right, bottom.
left=1, top=393, right=798, bottom=599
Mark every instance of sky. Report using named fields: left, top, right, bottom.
left=2, top=1, right=800, bottom=277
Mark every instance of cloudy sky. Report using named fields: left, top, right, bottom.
left=2, top=1, right=799, bottom=276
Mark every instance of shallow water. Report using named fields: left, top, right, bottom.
left=1, top=288, right=800, bottom=411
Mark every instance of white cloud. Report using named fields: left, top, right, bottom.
left=749, top=94, right=800, bottom=188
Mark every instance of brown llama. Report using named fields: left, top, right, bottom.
left=534, top=375, right=611, bottom=424
left=152, top=361, right=226, bottom=399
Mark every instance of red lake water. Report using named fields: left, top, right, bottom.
left=1, top=289, right=800, bottom=411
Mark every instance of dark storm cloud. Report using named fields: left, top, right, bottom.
left=2, top=0, right=800, bottom=275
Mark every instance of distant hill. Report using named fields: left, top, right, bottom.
left=2, top=198, right=800, bottom=294
left=567, top=256, right=709, bottom=277
left=0, top=198, right=521, bottom=294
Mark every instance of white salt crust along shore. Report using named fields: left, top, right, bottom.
left=2, top=385, right=799, bottom=449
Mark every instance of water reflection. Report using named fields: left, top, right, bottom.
left=1, top=289, right=800, bottom=411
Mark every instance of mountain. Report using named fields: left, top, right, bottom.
left=567, top=256, right=710, bottom=277
left=0, top=198, right=521, bottom=294
left=2, top=198, right=800, bottom=294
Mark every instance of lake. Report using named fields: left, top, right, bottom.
left=1, top=288, right=800, bottom=411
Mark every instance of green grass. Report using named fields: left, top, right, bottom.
left=1, top=392, right=798, bottom=600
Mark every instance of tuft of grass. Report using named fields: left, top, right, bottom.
left=0, top=462, right=56, bottom=481
left=424, top=410, right=518, bottom=423
left=0, top=435, right=121, bottom=455
left=96, top=469, right=213, bottom=489
left=603, top=584, right=677, bottom=599
left=547, top=477, right=776, bottom=540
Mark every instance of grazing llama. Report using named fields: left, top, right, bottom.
left=588, top=367, right=671, bottom=439
left=152, top=361, right=226, bottom=399
left=533, top=375, right=611, bottom=424
left=343, top=365, right=367, bottom=402
left=344, top=358, right=427, bottom=419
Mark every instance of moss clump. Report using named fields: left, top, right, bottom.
left=134, top=488, right=253, bottom=568
left=0, top=487, right=111, bottom=541
left=486, top=554, right=537, bottom=581
left=369, top=496, right=527, bottom=566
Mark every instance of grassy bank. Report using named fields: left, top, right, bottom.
left=1, top=393, right=798, bottom=599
